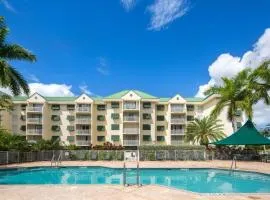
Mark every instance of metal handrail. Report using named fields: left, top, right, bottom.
left=230, top=155, right=237, bottom=171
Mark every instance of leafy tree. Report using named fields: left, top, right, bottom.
left=0, top=16, right=36, bottom=96
left=185, top=116, right=225, bottom=147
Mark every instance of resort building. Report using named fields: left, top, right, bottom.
left=0, top=90, right=245, bottom=148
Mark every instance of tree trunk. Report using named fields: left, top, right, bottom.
left=231, top=117, right=236, bottom=132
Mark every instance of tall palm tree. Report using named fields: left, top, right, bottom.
left=205, top=60, right=270, bottom=130
left=185, top=116, right=225, bottom=147
left=241, top=61, right=270, bottom=119
left=204, top=76, right=243, bottom=131
left=0, top=16, right=36, bottom=96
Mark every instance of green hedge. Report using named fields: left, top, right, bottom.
left=139, top=145, right=206, bottom=150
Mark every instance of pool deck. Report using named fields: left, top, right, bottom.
left=1, top=160, right=270, bottom=200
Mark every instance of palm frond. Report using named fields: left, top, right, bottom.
left=0, top=44, right=36, bottom=62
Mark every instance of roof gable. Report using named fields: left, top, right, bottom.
left=169, top=94, right=186, bottom=103
left=27, top=93, right=46, bottom=103
left=122, top=91, right=141, bottom=100
left=75, top=94, right=93, bottom=103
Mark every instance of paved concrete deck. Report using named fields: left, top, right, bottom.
left=1, top=160, right=270, bottom=200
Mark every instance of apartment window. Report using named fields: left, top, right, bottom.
left=143, top=135, right=151, bottom=141
left=52, top=136, right=60, bottom=142
left=67, top=115, right=75, bottom=121
left=186, top=104, right=195, bottom=111
left=143, top=124, right=151, bottom=130
left=143, top=113, right=151, bottom=120
left=67, top=136, right=74, bottom=142
left=171, top=104, right=184, bottom=112
left=51, top=115, right=60, bottom=121
left=20, top=125, right=26, bottom=131
left=97, top=105, right=106, bottom=111
left=111, top=113, right=120, bottom=120
left=97, top=125, right=105, bottom=131
left=111, top=124, right=120, bottom=130
left=67, top=126, right=75, bottom=131
left=67, top=104, right=75, bottom=110
left=97, top=136, right=105, bottom=142
left=236, top=122, right=242, bottom=129
left=157, top=105, right=165, bottom=111
left=157, top=126, right=165, bottom=131
left=157, top=136, right=165, bottom=142
left=51, top=125, right=60, bottom=132
left=97, top=115, right=105, bottom=121
left=111, top=135, right=120, bottom=141
left=143, top=102, right=151, bottom=109
left=111, top=102, right=119, bottom=109
left=187, top=115, right=194, bottom=121
left=157, top=115, right=165, bottom=121
left=51, top=104, right=60, bottom=110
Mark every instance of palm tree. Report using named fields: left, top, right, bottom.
left=205, top=60, right=270, bottom=130
left=0, top=16, right=36, bottom=96
left=204, top=76, right=243, bottom=131
left=185, top=116, right=225, bottom=147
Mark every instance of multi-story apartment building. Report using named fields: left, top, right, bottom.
left=0, top=90, right=245, bottom=148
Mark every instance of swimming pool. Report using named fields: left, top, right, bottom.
left=0, top=167, right=269, bottom=193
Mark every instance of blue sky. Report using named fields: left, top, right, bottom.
left=0, top=0, right=270, bottom=100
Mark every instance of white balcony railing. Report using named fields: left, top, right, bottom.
left=171, top=106, right=185, bottom=113
left=76, top=119, right=91, bottom=124
left=76, top=130, right=90, bottom=135
left=27, top=118, right=42, bottom=124
left=123, top=140, right=139, bottom=146
left=27, top=107, right=43, bottom=112
left=76, top=140, right=90, bottom=146
left=123, top=128, right=139, bottom=134
left=123, top=103, right=137, bottom=110
left=171, top=129, right=184, bottom=135
left=171, top=118, right=186, bottom=124
left=76, top=107, right=90, bottom=112
left=123, top=116, right=139, bottom=122
left=27, top=129, right=42, bottom=135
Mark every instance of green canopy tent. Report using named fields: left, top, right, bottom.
left=212, top=119, right=270, bottom=145
left=211, top=120, right=270, bottom=167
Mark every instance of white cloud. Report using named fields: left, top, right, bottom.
left=96, top=57, right=110, bottom=75
left=195, top=28, right=270, bottom=126
left=28, top=74, right=40, bottom=82
left=0, top=87, right=12, bottom=95
left=28, top=83, right=74, bottom=96
left=121, top=0, right=136, bottom=11
left=147, top=0, right=189, bottom=31
left=0, top=0, right=16, bottom=12
left=79, top=83, right=93, bottom=96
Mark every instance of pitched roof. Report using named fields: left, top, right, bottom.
left=104, top=90, right=157, bottom=99
left=184, top=97, right=204, bottom=102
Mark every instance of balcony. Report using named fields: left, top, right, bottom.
left=123, top=116, right=139, bottom=122
left=76, top=140, right=90, bottom=146
left=27, top=129, right=42, bottom=135
left=76, top=129, right=90, bottom=135
left=27, top=118, right=42, bottom=124
left=171, top=129, right=184, bottom=135
left=123, top=140, right=139, bottom=146
left=27, top=107, right=43, bottom=112
left=123, top=103, right=137, bottom=110
left=171, top=118, right=186, bottom=124
left=171, top=106, right=185, bottom=113
left=123, top=128, right=139, bottom=134
left=76, top=107, right=90, bottom=112
left=76, top=118, right=91, bottom=124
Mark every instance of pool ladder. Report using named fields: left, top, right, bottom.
left=230, top=155, right=237, bottom=171
left=51, top=152, right=62, bottom=167
left=123, top=161, right=141, bottom=186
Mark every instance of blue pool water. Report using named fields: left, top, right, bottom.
left=0, top=167, right=269, bottom=193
